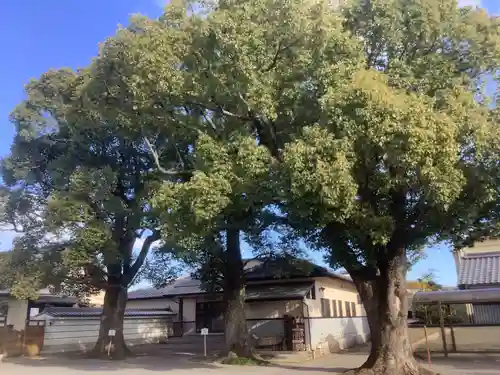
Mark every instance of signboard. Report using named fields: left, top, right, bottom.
left=108, top=329, right=116, bottom=337
left=200, top=328, right=209, bottom=336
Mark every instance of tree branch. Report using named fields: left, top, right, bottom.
left=124, top=230, right=161, bottom=285
left=187, top=100, right=251, bottom=121
left=263, top=39, right=300, bottom=72
left=143, top=137, right=185, bottom=176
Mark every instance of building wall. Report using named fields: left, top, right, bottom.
left=305, top=277, right=365, bottom=318
left=87, top=291, right=105, bottom=307
left=306, top=317, right=369, bottom=355
left=463, top=239, right=500, bottom=254
left=246, top=300, right=302, bottom=319
left=36, top=316, right=171, bottom=354
left=126, top=277, right=369, bottom=354
left=410, top=325, right=500, bottom=353
left=183, top=298, right=197, bottom=322
left=126, top=298, right=179, bottom=313
left=6, top=298, right=28, bottom=330
left=471, top=304, right=500, bottom=324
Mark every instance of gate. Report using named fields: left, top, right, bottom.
left=284, top=315, right=306, bottom=351
left=0, top=326, right=23, bottom=356
left=171, top=321, right=184, bottom=337
left=24, top=320, right=45, bottom=356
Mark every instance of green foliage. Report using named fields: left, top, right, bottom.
left=2, top=0, right=498, bottom=301
left=0, top=63, right=178, bottom=299
left=281, top=0, right=500, bottom=269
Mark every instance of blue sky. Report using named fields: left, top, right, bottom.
left=0, top=0, right=498, bottom=287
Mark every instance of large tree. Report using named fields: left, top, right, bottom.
left=0, top=67, right=180, bottom=358
left=3, top=1, right=496, bottom=374
left=122, top=1, right=498, bottom=374
left=153, top=132, right=292, bottom=357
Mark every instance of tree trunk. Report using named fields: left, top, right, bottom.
left=224, top=283, right=252, bottom=357
left=350, top=276, right=380, bottom=369
left=90, top=286, right=131, bottom=359
left=222, top=228, right=252, bottom=358
left=346, top=249, right=436, bottom=375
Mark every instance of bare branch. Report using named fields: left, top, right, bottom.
left=125, top=230, right=161, bottom=284
left=187, top=101, right=251, bottom=121
left=143, top=137, right=183, bottom=176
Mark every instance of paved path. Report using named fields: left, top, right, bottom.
left=1, top=350, right=499, bottom=375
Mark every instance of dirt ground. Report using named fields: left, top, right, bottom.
left=1, top=346, right=499, bottom=375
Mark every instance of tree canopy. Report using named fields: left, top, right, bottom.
left=1, top=0, right=499, bottom=371
left=0, top=65, right=179, bottom=357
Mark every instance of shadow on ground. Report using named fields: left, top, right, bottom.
left=268, top=344, right=369, bottom=373
left=271, top=363, right=352, bottom=373
left=415, top=352, right=500, bottom=373
left=3, top=346, right=222, bottom=372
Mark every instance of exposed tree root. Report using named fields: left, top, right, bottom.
left=88, top=338, right=134, bottom=360
left=219, top=347, right=269, bottom=365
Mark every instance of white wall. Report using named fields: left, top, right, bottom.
left=39, top=316, right=171, bottom=354
left=306, top=317, right=369, bottom=355
left=6, top=298, right=28, bottom=330
left=306, top=277, right=365, bottom=318
left=126, top=298, right=179, bottom=313
left=183, top=298, right=196, bottom=322
left=246, top=300, right=302, bottom=319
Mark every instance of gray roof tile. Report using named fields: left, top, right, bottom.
left=128, top=257, right=348, bottom=300
left=0, top=289, right=78, bottom=304
left=458, top=252, right=500, bottom=287
left=245, top=282, right=312, bottom=301
left=128, top=276, right=203, bottom=300
left=37, top=307, right=175, bottom=318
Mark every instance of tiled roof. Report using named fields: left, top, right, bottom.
left=458, top=252, right=500, bottom=287
left=128, top=257, right=350, bottom=300
left=36, top=307, right=175, bottom=318
left=0, top=289, right=78, bottom=304
left=128, top=276, right=203, bottom=300
left=245, top=257, right=351, bottom=282
left=245, top=282, right=312, bottom=301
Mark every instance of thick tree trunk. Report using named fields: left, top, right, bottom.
left=350, top=276, right=380, bottom=369
left=90, top=286, right=131, bottom=360
left=224, top=283, right=252, bottom=357
left=346, top=249, right=436, bottom=375
left=222, top=228, right=253, bottom=358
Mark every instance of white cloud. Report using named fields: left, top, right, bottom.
left=458, top=0, right=481, bottom=7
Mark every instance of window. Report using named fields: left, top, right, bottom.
left=0, top=303, right=8, bottom=317
left=306, top=285, right=316, bottom=300
left=332, top=299, right=338, bottom=317
left=351, top=302, right=357, bottom=317
left=338, top=300, right=343, bottom=317
left=345, top=301, right=351, bottom=317
left=321, top=298, right=331, bottom=317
